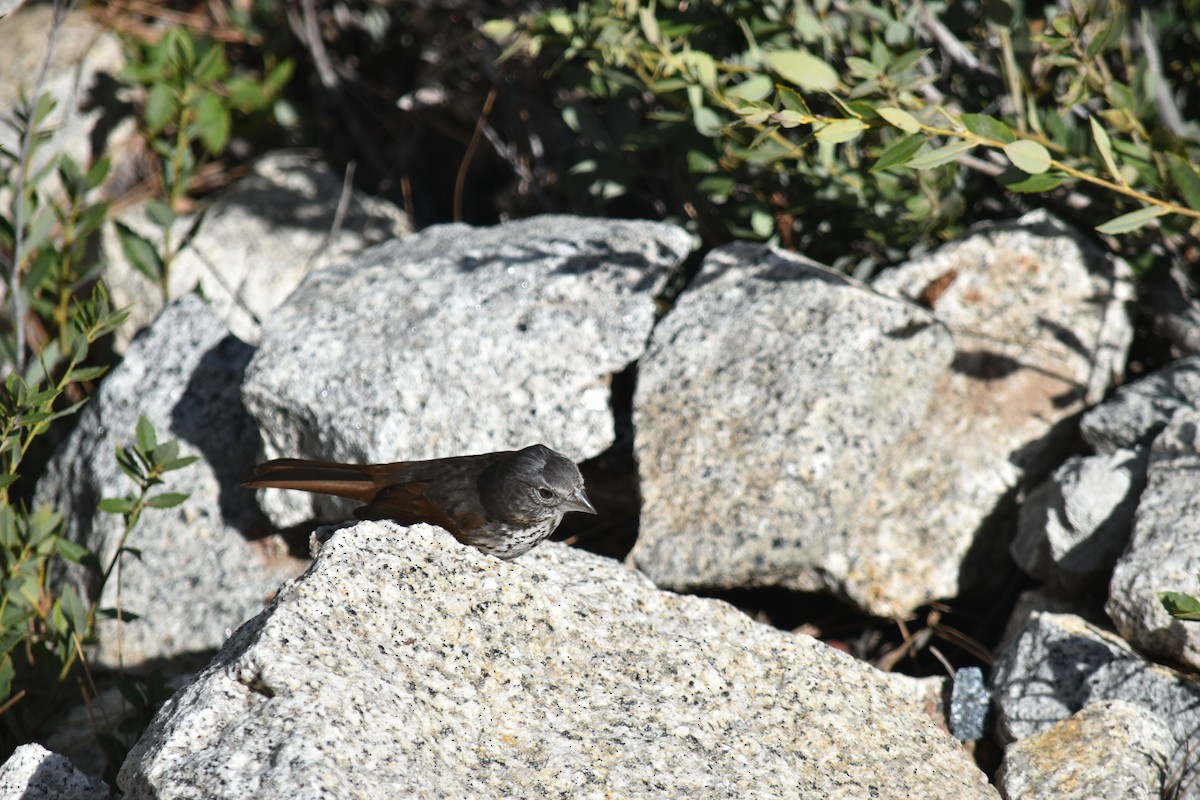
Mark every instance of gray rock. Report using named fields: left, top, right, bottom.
left=0, top=1, right=28, bottom=20
left=1107, top=408, right=1200, bottom=670
left=0, top=744, right=115, bottom=800
left=996, top=700, right=1171, bottom=800
left=243, top=215, right=692, bottom=528
left=0, top=5, right=134, bottom=200
left=865, top=211, right=1132, bottom=614
left=119, top=523, right=996, bottom=800
left=949, top=666, right=989, bottom=742
left=35, top=295, right=305, bottom=667
left=1080, top=354, right=1200, bottom=453
left=631, top=210, right=1132, bottom=617
left=991, top=611, right=1200, bottom=793
left=105, top=152, right=411, bottom=349
left=874, top=210, right=1132, bottom=406
left=1011, top=448, right=1148, bottom=591
left=629, top=242, right=953, bottom=611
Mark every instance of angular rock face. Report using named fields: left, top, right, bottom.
left=991, top=610, right=1200, bottom=791
left=996, top=701, right=1170, bottom=800
left=1080, top=354, right=1200, bottom=454
left=35, top=296, right=304, bottom=667
left=105, top=153, right=411, bottom=348
left=629, top=243, right=953, bottom=611
left=242, top=215, right=693, bottom=527
left=1011, top=448, right=1148, bottom=591
left=119, top=523, right=996, bottom=800
left=630, top=211, right=1133, bottom=616
left=1107, top=408, right=1200, bottom=670
left=0, top=743, right=116, bottom=800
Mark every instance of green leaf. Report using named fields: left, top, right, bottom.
left=21, top=206, right=55, bottom=257
left=777, top=86, right=812, bottom=114
left=1089, top=117, right=1123, bottom=186
left=264, top=60, right=294, bottom=96
left=764, top=50, right=840, bottom=92
left=1160, top=591, right=1200, bottom=621
left=815, top=119, right=867, bottom=144
left=906, top=140, right=975, bottom=170
left=961, top=114, right=1015, bottom=144
left=1166, top=153, right=1200, bottom=211
left=115, top=446, right=145, bottom=482
left=0, top=625, right=27, bottom=659
left=886, top=48, right=932, bottom=76
left=160, top=455, right=200, bottom=472
left=876, top=107, right=921, bottom=134
left=1003, top=140, right=1053, bottom=174
left=773, top=110, right=812, bottom=128
left=76, top=202, right=111, bottom=238
left=190, top=92, right=231, bottom=154
left=31, top=92, right=57, bottom=127
left=98, top=497, right=136, bottom=514
left=96, top=607, right=141, bottom=622
left=872, top=134, right=926, bottom=172
left=145, top=200, right=176, bottom=230
left=0, top=655, right=13, bottom=705
left=54, top=537, right=92, bottom=564
left=481, top=19, right=516, bottom=39
left=193, top=43, right=228, bottom=84
left=154, top=440, right=179, bottom=466
left=997, top=169, right=1067, bottom=193
left=114, top=221, right=165, bottom=283
left=144, top=83, right=176, bottom=134
left=1085, top=17, right=1120, bottom=58
left=749, top=209, right=775, bottom=239
left=725, top=74, right=773, bottom=102
left=146, top=492, right=188, bottom=509
left=67, top=365, right=108, bottom=383
left=58, top=584, right=87, bottom=634
left=1095, top=206, right=1170, bottom=235
left=638, top=7, right=660, bottom=46
left=136, top=415, right=157, bottom=453
left=845, top=56, right=881, bottom=78
left=692, top=105, right=723, bottom=137
left=85, top=157, right=112, bottom=188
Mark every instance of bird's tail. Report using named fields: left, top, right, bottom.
left=243, top=458, right=380, bottom=502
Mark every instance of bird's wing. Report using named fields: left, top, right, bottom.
left=355, top=459, right=493, bottom=537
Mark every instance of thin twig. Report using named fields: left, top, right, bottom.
left=1137, top=11, right=1190, bottom=140
left=298, top=0, right=338, bottom=90
left=454, top=85, right=499, bottom=222
left=306, top=160, right=356, bottom=269
left=916, top=0, right=1000, bottom=79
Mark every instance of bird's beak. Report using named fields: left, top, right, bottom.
left=564, top=487, right=598, bottom=515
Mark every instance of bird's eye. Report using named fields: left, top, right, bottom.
left=537, top=486, right=555, bottom=500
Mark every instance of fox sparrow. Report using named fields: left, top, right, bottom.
left=243, top=444, right=596, bottom=559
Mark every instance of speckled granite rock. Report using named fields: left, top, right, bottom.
left=865, top=210, right=1132, bottom=614
left=1011, top=448, right=1148, bottom=592
left=992, top=610, right=1200, bottom=794
left=996, top=701, right=1170, bottom=800
left=119, top=523, right=996, bottom=800
left=630, top=211, right=1132, bottom=617
left=35, top=296, right=305, bottom=667
left=105, top=152, right=411, bottom=348
left=0, top=744, right=115, bottom=800
left=243, top=215, right=692, bottom=528
left=629, top=243, right=954, bottom=614
left=1107, top=408, right=1200, bottom=670
left=1080, top=354, right=1200, bottom=453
